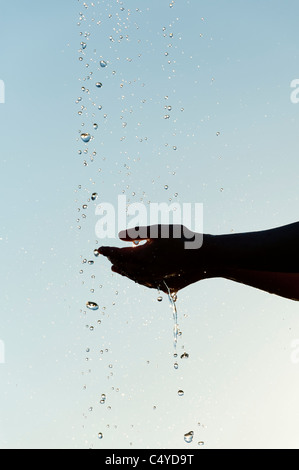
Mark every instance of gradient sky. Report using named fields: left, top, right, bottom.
left=0, top=0, right=299, bottom=449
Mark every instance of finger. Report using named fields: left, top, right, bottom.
left=98, top=246, right=121, bottom=258
left=111, top=265, right=126, bottom=276
left=119, top=226, right=151, bottom=241
left=111, top=265, right=138, bottom=282
left=119, top=224, right=194, bottom=241
left=112, top=264, right=160, bottom=290
left=98, top=246, right=135, bottom=264
left=119, top=225, right=168, bottom=241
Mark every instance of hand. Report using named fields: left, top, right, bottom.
left=98, top=225, right=206, bottom=294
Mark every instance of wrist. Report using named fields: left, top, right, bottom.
left=184, top=233, right=226, bottom=280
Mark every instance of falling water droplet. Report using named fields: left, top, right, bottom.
left=181, top=352, right=189, bottom=360
left=96, top=82, right=103, bottom=88
left=100, top=60, right=107, bottom=68
left=98, top=433, right=103, bottom=440
left=86, top=301, right=99, bottom=311
left=91, top=193, right=98, bottom=201
left=184, top=431, right=194, bottom=444
left=81, top=133, right=91, bottom=143
left=178, top=390, right=184, bottom=397
left=157, top=296, right=163, bottom=302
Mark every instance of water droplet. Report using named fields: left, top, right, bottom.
left=81, top=42, right=87, bottom=49
left=216, top=131, right=221, bottom=136
left=184, top=431, right=194, bottom=444
left=91, top=193, right=98, bottom=201
left=178, top=390, right=184, bottom=397
left=81, top=133, right=91, bottom=143
left=181, top=352, right=189, bottom=360
left=100, top=60, right=107, bottom=68
left=174, top=362, right=179, bottom=370
left=93, top=123, right=98, bottom=130
left=96, top=82, right=103, bottom=88
left=86, top=301, right=99, bottom=311
left=98, top=433, right=103, bottom=440
left=157, top=296, right=163, bottom=302
left=94, top=248, right=100, bottom=257
left=164, top=185, right=169, bottom=190
left=198, top=441, right=205, bottom=446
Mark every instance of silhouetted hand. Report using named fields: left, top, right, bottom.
left=97, top=222, right=299, bottom=301
left=98, top=225, right=206, bottom=294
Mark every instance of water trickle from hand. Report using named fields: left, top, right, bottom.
left=163, top=281, right=179, bottom=357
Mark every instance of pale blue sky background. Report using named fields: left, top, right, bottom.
left=0, top=0, right=299, bottom=449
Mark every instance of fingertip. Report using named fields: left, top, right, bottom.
left=97, top=246, right=106, bottom=255
left=98, top=246, right=113, bottom=257
left=118, top=229, right=129, bottom=241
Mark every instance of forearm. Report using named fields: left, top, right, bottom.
left=195, top=222, right=299, bottom=301
left=205, top=222, right=299, bottom=273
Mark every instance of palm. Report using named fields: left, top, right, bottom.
left=98, top=225, right=203, bottom=294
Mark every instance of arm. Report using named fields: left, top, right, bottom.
left=98, top=222, right=299, bottom=301
left=203, top=222, right=299, bottom=301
